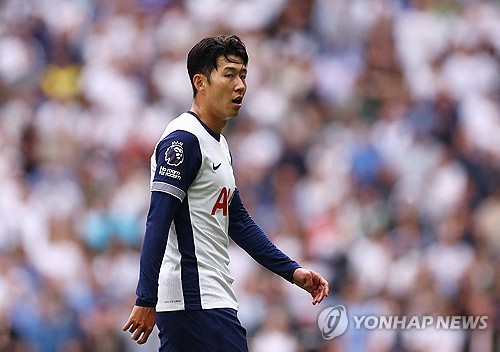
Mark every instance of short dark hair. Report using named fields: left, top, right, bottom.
left=187, top=35, right=248, bottom=97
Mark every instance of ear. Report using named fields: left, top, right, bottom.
left=193, top=74, right=206, bottom=94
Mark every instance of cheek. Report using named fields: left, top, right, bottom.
left=217, top=86, right=232, bottom=100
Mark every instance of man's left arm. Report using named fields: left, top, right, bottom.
left=228, top=188, right=329, bottom=305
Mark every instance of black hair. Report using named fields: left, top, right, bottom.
left=187, top=35, right=248, bottom=97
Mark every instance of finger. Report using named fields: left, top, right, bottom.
left=125, top=322, right=138, bottom=333
left=318, top=283, right=330, bottom=303
left=309, top=285, right=323, bottom=305
left=323, top=280, right=330, bottom=297
left=314, top=287, right=324, bottom=304
left=312, top=273, right=329, bottom=294
left=128, top=323, right=138, bottom=334
left=311, top=271, right=324, bottom=284
left=132, top=327, right=143, bottom=341
left=137, top=328, right=153, bottom=345
left=315, top=287, right=326, bottom=304
left=123, top=320, right=132, bottom=332
left=312, top=291, right=318, bottom=305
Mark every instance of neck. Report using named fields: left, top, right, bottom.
left=190, top=101, right=227, bottom=135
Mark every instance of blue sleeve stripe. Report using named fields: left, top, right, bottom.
left=152, top=181, right=186, bottom=201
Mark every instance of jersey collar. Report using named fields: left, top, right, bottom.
left=187, top=111, right=221, bottom=142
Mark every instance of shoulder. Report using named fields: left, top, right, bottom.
left=157, top=130, right=200, bottom=163
left=164, top=112, right=200, bottom=135
left=157, top=113, right=201, bottom=152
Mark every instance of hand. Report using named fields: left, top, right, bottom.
left=292, top=268, right=329, bottom=305
left=122, top=305, right=156, bottom=344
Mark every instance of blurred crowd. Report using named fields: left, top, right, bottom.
left=0, top=0, right=499, bottom=351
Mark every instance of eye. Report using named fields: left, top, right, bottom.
left=225, top=74, right=234, bottom=78
left=240, top=74, right=247, bottom=80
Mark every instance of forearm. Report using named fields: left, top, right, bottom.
left=228, top=189, right=300, bottom=282
left=135, top=192, right=179, bottom=306
left=233, top=223, right=301, bottom=282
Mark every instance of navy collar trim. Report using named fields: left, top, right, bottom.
left=187, top=111, right=220, bottom=142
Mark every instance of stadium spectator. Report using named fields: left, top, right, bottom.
left=0, top=0, right=498, bottom=351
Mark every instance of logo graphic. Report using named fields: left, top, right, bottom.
left=317, top=305, right=488, bottom=339
left=213, top=163, right=221, bottom=171
left=318, top=305, right=348, bottom=340
left=159, top=166, right=181, bottom=180
left=165, top=141, right=184, bottom=167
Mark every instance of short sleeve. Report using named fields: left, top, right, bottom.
left=151, top=130, right=201, bottom=202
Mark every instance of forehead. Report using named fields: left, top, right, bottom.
left=216, top=55, right=246, bottom=70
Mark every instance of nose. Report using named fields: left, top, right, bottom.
left=235, top=76, right=246, bottom=93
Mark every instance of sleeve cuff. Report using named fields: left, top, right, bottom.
left=135, top=298, right=157, bottom=307
left=287, top=264, right=302, bottom=283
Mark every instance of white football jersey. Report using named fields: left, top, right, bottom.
left=150, top=112, right=238, bottom=311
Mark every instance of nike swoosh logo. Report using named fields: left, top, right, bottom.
left=213, top=163, right=221, bottom=171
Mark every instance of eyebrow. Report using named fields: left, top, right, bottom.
left=222, top=65, right=247, bottom=73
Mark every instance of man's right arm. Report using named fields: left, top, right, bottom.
left=123, top=129, right=201, bottom=344
left=135, top=129, right=201, bottom=306
left=135, top=191, right=181, bottom=306
left=122, top=192, right=180, bottom=345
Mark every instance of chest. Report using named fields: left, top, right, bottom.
left=190, top=138, right=236, bottom=207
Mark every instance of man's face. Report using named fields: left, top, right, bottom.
left=204, top=55, right=247, bottom=120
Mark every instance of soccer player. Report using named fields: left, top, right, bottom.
left=123, top=34, right=329, bottom=351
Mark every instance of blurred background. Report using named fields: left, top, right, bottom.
left=0, top=0, right=499, bottom=351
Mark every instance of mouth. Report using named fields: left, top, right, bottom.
left=232, top=96, right=243, bottom=107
